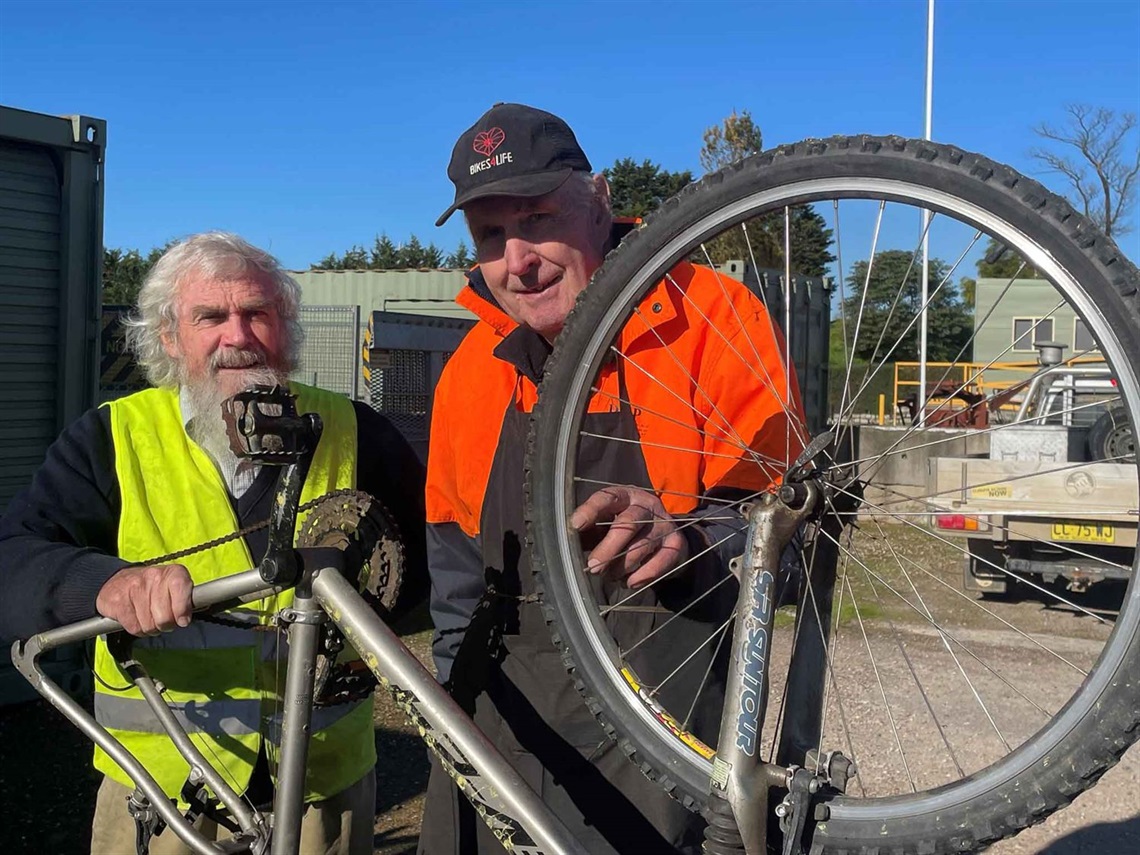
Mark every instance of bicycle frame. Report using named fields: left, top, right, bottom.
left=9, top=384, right=849, bottom=855
left=11, top=558, right=588, bottom=855
left=704, top=473, right=860, bottom=855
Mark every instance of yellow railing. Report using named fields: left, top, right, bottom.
left=887, top=358, right=1109, bottom=426
left=890, top=361, right=1037, bottom=426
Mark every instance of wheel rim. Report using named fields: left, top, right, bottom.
left=539, top=173, right=1140, bottom=821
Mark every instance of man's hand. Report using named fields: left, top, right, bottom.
left=570, top=486, right=688, bottom=588
left=95, top=564, right=194, bottom=636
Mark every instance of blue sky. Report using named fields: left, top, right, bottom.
left=2, top=0, right=1138, bottom=270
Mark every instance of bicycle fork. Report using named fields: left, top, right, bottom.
left=706, top=481, right=856, bottom=855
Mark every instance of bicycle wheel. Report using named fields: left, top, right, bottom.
left=526, top=136, right=1140, bottom=853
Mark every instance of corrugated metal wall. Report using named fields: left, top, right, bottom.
left=0, top=107, right=105, bottom=511
left=0, top=106, right=105, bottom=705
left=291, top=268, right=475, bottom=330
left=0, top=141, right=61, bottom=506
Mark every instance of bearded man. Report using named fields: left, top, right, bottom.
left=0, top=232, right=427, bottom=854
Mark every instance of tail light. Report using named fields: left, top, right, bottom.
left=935, top=514, right=981, bottom=531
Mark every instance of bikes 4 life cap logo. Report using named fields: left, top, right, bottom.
left=470, top=127, right=513, bottom=175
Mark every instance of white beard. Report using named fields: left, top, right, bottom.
left=184, top=364, right=288, bottom=467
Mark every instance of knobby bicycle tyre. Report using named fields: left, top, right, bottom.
left=526, top=136, right=1140, bottom=854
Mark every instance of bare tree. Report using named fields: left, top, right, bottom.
left=1031, top=104, right=1140, bottom=237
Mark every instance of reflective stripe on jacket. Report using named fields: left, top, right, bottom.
left=93, top=383, right=375, bottom=803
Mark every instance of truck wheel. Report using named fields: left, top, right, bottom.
left=1088, top=404, right=1135, bottom=462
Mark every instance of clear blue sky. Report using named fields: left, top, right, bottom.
left=2, top=0, right=1138, bottom=270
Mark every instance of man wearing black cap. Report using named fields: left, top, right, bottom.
left=421, top=103, right=803, bottom=853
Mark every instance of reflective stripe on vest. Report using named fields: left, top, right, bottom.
left=95, top=693, right=369, bottom=738
left=95, top=384, right=376, bottom=803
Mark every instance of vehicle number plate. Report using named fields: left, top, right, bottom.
left=1051, top=522, right=1115, bottom=544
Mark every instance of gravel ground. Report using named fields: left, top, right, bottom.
left=3, top=531, right=1137, bottom=854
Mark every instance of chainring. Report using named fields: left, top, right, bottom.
left=295, top=491, right=406, bottom=705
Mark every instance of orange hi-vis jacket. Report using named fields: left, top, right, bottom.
left=425, top=258, right=805, bottom=679
left=422, top=256, right=806, bottom=853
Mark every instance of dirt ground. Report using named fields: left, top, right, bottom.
left=3, top=535, right=1138, bottom=854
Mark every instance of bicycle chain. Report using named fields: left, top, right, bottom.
left=127, top=487, right=368, bottom=569
left=127, top=489, right=403, bottom=658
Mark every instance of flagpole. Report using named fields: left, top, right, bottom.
left=917, top=0, right=935, bottom=425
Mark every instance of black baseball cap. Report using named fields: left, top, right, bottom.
left=435, top=103, right=592, bottom=227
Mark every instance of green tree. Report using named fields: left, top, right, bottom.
left=313, top=252, right=342, bottom=270
left=340, top=245, right=369, bottom=269
left=840, top=249, right=972, bottom=364
left=697, top=110, right=834, bottom=276
left=445, top=241, right=473, bottom=268
left=958, top=276, right=976, bottom=309
left=603, top=158, right=692, bottom=218
left=421, top=242, right=445, bottom=269
left=102, top=245, right=167, bottom=305
left=974, top=236, right=1042, bottom=279
left=700, top=110, right=764, bottom=173
left=315, top=234, right=472, bottom=270
left=370, top=234, right=399, bottom=269
left=396, top=236, right=426, bottom=268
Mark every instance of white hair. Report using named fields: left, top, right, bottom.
left=123, top=232, right=304, bottom=388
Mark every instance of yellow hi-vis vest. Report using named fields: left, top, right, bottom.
left=93, top=384, right=375, bottom=803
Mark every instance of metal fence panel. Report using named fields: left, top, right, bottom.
left=366, top=311, right=475, bottom=461
left=293, top=305, right=360, bottom=398
left=738, top=263, right=833, bottom=435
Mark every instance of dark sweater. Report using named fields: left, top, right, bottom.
left=0, top=399, right=427, bottom=642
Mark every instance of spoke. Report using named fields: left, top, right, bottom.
left=646, top=613, right=737, bottom=698
left=845, top=508, right=1134, bottom=519
left=609, top=344, right=783, bottom=484
left=834, top=213, right=942, bottom=454
left=867, top=518, right=976, bottom=775
left=612, top=565, right=735, bottom=649
left=862, top=527, right=1013, bottom=753
left=869, top=454, right=1135, bottom=535
left=681, top=614, right=734, bottom=733
left=783, top=206, right=793, bottom=467
left=693, top=247, right=812, bottom=454
left=871, top=481, right=1133, bottom=576
left=574, top=475, right=765, bottom=508
left=878, top=528, right=1089, bottom=675
left=588, top=385, right=766, bottom=461
left=579, top=426, right=789, bottom=470
left=843, top=571, right=917, bottom=792
left=831, top=478, right=1120, bottom=623
left=853, top=303, right=1073, bottom=479
left=858, top=215, right=940, bottom=383
left=833, top=394, right=1122, bottom=473
left=830, top=199, right=856, bottom=449
left=820, top=527, right=1052, bottom=719
left=919, top=262, right=1028, bottom=413
left=838, top=230, right=979, bottom=426
left=598, top=525, right=747, bottom=619
left=837, top=201, right=886, bottom=426
left=591, top=515, right=743, bottom=526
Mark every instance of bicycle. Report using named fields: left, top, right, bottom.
left=13, top=136, right=1140, bottom=855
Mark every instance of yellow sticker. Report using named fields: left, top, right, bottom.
left=971, top=484, right=1013, bottom=499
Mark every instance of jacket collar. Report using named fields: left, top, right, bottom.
left=455, top=221, right=695, bottom=350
